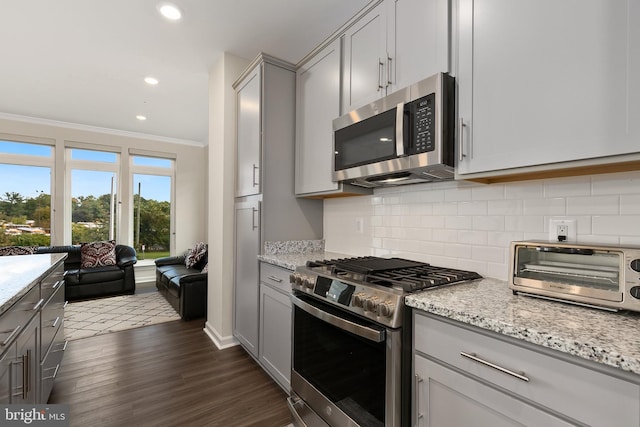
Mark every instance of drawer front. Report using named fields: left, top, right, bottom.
left=40, top=327, right=67, bottom=403
left=414, top=313, right=640, bottom=427
left=260, top=263, right=292, bottom=294
left=40, top=264, right=64, bottom=304
left=40, top=283, right=65, bottom=359
left=0, top=284, right=41, bottom=351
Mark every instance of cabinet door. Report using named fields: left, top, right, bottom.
left=342, top=1, right=388, bottom=113
left=13, top=315, right=38, bottom=404
left=295, top=40, right=342, bottom=195
left=414, top=355, right=574, bottom=427
left=236, top=66, right=262, bottom=197
left=0, top=345, right=15, bottom=403
left=388, top=0, right=450, bottom=92
left=258, top=282, right=291, bottom=391
left=457, top=0, right=640, bottom=175
left=233, top=200, right=260, bottom=357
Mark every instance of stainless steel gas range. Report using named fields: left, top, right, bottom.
left=287, top=256, right=481, bottom=427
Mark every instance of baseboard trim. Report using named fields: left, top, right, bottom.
left=204, top=321, right=239, bottom=350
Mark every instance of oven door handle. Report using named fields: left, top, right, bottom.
left=292, top=295, right=385, bottom=343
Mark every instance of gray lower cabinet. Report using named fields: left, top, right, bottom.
left=234, top=198, right=261, bottom=358
left=258, top=262, right=292, bottom=392
left=413, top=311, right=640, bottom=427
left=0, top=259, right=66, bottom=404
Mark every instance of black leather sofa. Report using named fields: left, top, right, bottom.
left=36, top=245, right=137, bottom=301
left=155, top=254, right=207, bottom=320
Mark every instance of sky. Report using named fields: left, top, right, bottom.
left=0, top=141, right=171, bottom=202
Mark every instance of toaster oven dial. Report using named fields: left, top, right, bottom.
left=630, top=286, right=640, bottom=300
left=631, top=259, right=640, bottom=272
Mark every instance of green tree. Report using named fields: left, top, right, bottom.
left=0, top=192, right=26, bottom=217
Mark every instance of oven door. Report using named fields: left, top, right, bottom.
left=289, top=293, right=401, bottom=427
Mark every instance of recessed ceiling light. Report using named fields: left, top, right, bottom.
left=158, top=3, right=182, bottom=20
left=144, top=76, right=159, bottom=85
left=136, top=115, right=147, bottom=121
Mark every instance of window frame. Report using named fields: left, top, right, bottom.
left=0, top=137, right=55, bottom=243
left=129, top=154, right=176, bottom=257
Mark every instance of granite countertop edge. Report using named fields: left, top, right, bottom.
left=0, top=253, right=67, bottom=314
left=406, top=278, right=640, bottom=377
left=258, top=251, right=351, bottom=271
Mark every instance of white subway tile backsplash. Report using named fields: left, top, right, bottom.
left=488, top=199, right=524, bottom=216
left=523, top=197, right=566, bottom=215
left=472, top=216, right=505, bottom=231
left=592, top=171, right=640, bottom=195
left=544, top=177, right=591, bottom=198
left=458, top=230, right=488, bottom=245
left=472, top=246, right=505, bottom=263
left=592, top=216, right=640, bottom=236
left=324, top=171, right=640, bottom=281
left=471, top=184, right=505, bottom=200
left=458, top=201, right=488, bottom=215
left=621, top=195, right=640, bottom=214
left=445, top=216, right=473, bottom=230
left=567, top=195, right=619, bottom=215
left=505, top=181, right=544, bottom=199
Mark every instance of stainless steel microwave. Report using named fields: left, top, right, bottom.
left=509, top=241, right=640, bottom=312
left=332, top=72, right=455, bottom=188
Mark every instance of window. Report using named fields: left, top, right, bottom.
left=67, top=148, right=119, bottom=244
left=0, top=140, right=53, bottom=246
left=131, top=155, right=174, bottom=259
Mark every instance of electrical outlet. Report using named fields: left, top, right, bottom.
left=549, top=218, right=576, bottom=242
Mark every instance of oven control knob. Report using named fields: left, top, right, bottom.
left=303, top=276, right=315, bottom=289
left=363, top=296, right=380, bottom=313
left=289, top=274, right=296, bottom=285
left=295, top=275, right=303, bottom=287
left=352, top=292, right=366, bottom=308
left=631, top=259, right=640, bottom=272
left=377, top=301, right=395, bottom=318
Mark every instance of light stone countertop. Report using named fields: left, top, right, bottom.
left=406, top=278, right=640, bottom=377
left=0, top=253, right=67, bottom=314
left=257, top=251, right=351, bottom=271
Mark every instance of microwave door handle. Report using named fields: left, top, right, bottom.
left=396, top=102, right=405, bottom=156
left=291, top=295, right=385, bottom=343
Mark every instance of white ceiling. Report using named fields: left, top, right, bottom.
left=0, top=0, right=371, bottom=145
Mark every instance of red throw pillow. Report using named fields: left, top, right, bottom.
left=80, top=240, right=117, bottom=268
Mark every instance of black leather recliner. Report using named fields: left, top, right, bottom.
left=36, top=245, right=137, bottom=301
left=155, top=253, right=207, bottom=320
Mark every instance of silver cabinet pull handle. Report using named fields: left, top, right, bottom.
left=458, top=118, right=467, bottom=162
left=53, top=280, right=63, bottom=290
left=387, top=55, right=393, bottom=87
left=378, top=59, right=384, bottom=91
left=42, top=364, right=60, bottom=380
left=267, top=275, right=283, bottom=283
left=461, top=352, right=530, bottom=382
left=252, top=164, right=259, bottom=188
left=52, top=316, right=61, bottom=328
left=1, top=325, right=21, bottom=346
left=414, top=374, right=424, bottom=426
left=251, top=207, right=259, bottom=230
left=32, top=298, right=44, bottom=311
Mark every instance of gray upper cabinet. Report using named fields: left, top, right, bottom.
left=388, top=0, right=450, bottom=92
left=342, top=1, right=389, bottom=113
left=341, top=0, right=451, bottom=114
left=295, top=40, right=343, bottom=196
left=235, top=66, right=261, bottom=198
left=294, top=0, right=450, bottom=197
left=456, top=0, right=640, bottom=178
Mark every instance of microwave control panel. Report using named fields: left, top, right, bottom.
left=409, top=93, right=435, bottom=154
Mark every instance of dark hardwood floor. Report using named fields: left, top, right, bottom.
left=49, top=319, right=292, bottom=427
